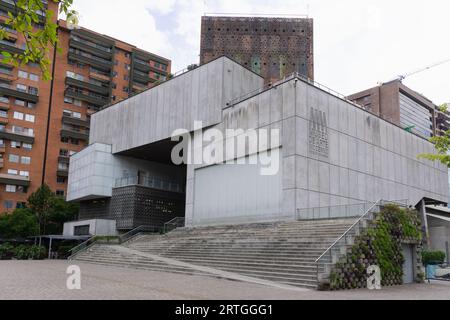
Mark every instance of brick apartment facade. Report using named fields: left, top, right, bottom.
left=0, top=1, right=171, bottom=211
left=200, top=16, right=314, bottom=84
left=348, top=80, right=450, bottom=139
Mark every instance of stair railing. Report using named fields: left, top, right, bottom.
left=119, top=225, right=161, bottom=244
left=163, top=217, right=185, bottom=234
left=314, top=199, right=409, bottom=287
left=68, top=237, right=96, bottom=260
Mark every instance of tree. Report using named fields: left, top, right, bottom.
left=27, top=184, right=54, bottom=235
left=0, top=0, right=77, bottom=80
left=46, top=196, right=79, bottom=234
left=0, top=208, right=39, bottom=239
left=418, top=103, right=450, bottom=166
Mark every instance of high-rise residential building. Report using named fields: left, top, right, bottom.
left=200, top=16, right=314, bottom=84
left=0, top=2, right=171, bottom=211
left=348, top=80, right=450, bottom=139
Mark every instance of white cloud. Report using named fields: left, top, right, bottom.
left=67, top=0, right=450, bottom=104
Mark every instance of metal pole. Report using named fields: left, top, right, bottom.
left=420, top=199, right=431, bottom=248
left=48, top=237, right=52, bottom=260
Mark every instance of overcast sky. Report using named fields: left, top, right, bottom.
left=68, top=0, right=450, bottom=104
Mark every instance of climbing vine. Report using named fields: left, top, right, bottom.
left=328, top=204, right=423, bottom=290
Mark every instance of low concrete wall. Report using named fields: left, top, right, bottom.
left=63, top=219, right=117, bottom=236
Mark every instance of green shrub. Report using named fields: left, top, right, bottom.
left=422, top=250, right=446, bottom=265
left=28, top=245, right=47, bottom=260
left=0, top=243, right=14, bottom=260
left=12, top=245, right=30, bottom=260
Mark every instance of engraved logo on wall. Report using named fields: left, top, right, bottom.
left=309, top=108, right=329, bottom=159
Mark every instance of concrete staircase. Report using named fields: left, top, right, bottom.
left=73, top=218, right=356, bottom=289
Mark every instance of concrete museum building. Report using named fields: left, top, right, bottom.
left=65, top=56, right=448, bottom=236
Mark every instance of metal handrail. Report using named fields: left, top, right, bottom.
left=68, top=236, right=96, bottom=260
left=119, top=225, right=154, bottom=244
left=315, top=200, right=382, bottom=264
left=164, top=217, right=185, bottom=234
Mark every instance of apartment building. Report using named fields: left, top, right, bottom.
left=200, top=16, right=314, bottom=84
left=348, top=80, right=450, bottom=139
left=0, top=1, right=171, bottom=211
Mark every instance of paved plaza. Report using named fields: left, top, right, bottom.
left=0, top=261, right=449, bottom=300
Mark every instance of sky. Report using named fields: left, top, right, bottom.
left=67, top=0, right=450, bottom=105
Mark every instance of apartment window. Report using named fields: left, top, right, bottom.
left=22, top=143, right=32, bottom=150
left=29, top=73, right=39, bottom=82
left=19, top=171, right=29, bottom=177
left=7, top=169, right=18, bottom=175
left=123, top=87, right=129, bottom=93
left=18, top=70, right=28, bottom=79
left=4, top=200, right=13, bottom=209
left=16, top=84, right=27, bottom=92
left=11, top=141, right=21, bottom=148
left=112, top=71, right=117, bottom=77
left=25, top=114, right=35, bottom=123
left=111, top=83, right=117, bottom=89
left=57, top=176, right=67, bottom=184
left=0, top=96, right=9, bottom=103
left=27, top=102, right=36, bottom=109
left=56, top=190, right=65, bottom=197
left=124, top=75, right=130, bottom=81
left=0, top=67, right=11, bottom=75
left=9, top=154, right=19, bottom=163
left=124, top=52, right=130, bottom=58
left=21, top=156, right=31, bottom=165
left=61, top=136, right=69, bottom=143
left=64, top=97, right=73, bottom=104
left=0, top=110, right=7, bottom=118
left=15, top=99, right=25, bottom=106
left=59, top=149, right=69, bottom=157
left=13, top=111, right=24, bottom=120
left=17, top=186, right=27, bottom=193
left=124, top=63, right=130, bottom=70
left=28, top=87, right=38, bottom=95
left=16, top=202, right=26, bottom=209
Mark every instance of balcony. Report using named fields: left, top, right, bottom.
left=0, top=100, right=9, bottom=110
left=0, top=40, right=24, bottom=55
left=0, top=71, right=14, bottom=82
left=133, top=58, right=152, bottom=73
left=65, top=88, right=109, bottom=107
left=0, top=85, right=39, bottom=103
left=65, top=77, right=109, bottom=95
left=62, top=115, right=90, bottom=128
left=89, top=71, right=110, bottom=82
left=0, top=158, right=3, bottom=168
left=132, top=71, right=153, bottom=84
left=0, top=173, right=30, bottom=187
left=68, top=51, right=113, bottom=71
left=58, top=155, right=70, bottom=164
left=60, top=128, right=89, bottom=141
left=69, top=37, right=113, bottom=60
left=0, top=128, right=34, bottom=144
left=0, top=116, right=8, bottom=124
left=57, top=168, right=69, bottom=177
left=0, top=143, right=5, bottom=153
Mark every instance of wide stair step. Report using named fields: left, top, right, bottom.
left=73, top=218, right=356, bottom=289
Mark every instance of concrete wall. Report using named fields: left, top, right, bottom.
left=67, top=143, right=185, bottom=201
left=89, top=56, right=264, bottom=154
left=185, top=77, right=448, bottom=226
left=63, top=219, right=117, bottom=236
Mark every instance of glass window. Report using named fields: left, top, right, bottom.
left=56, top=190, right=65, bottom=197
left=64, top=97, right=73, bottom=104
left=7, top=169, right=18, bottom=175
left=22, top=143, right=32, bottom=150
left=72, top=112, right=81, bottom=119
left=19, top=171, right=29, bottom=177
left=74, top=99, right=82, bottom=107
left=6, top=185, right=16, bottom=192
left=15, top=99, right=25, bottom=106
left=8, top=154, right=19, bottom=163
left=57, top=176, right=66, bottom=184
left=11, top=141, right=21, bottom=148
left=0, top=110, right=7, bottom=118
left=16, top=84, right=27, bottom=92
left=13, top=111, right=24, bottom=120
left=28, top=87, right=38, bottom=95
left=21, top=156, right=31, bottom=165
left=18, top=70, right=28, bottom=79
left=4, top=200, right=14, bottom=208
left=0, top=96, right=9, bottom=103
left=27, top=102, right=36, bottom=109
left=29, top=73, right=39, bottom=81
left=25, top=114, right=35, bottom=123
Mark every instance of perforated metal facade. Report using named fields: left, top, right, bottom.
left=200, top=16, right=314, bottom=83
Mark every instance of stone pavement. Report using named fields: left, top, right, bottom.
left=1, top=260, right=450, bottom=300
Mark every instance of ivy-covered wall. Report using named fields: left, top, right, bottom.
left=328, top=204, right=424, bottom=290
